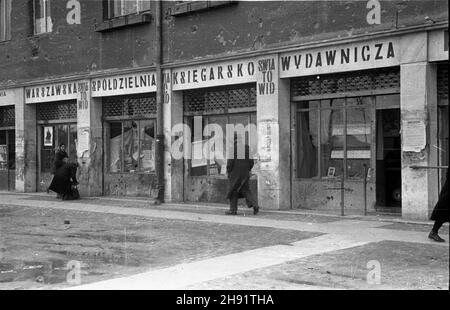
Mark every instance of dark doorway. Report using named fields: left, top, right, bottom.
left=376, top=109, right=401, bottom=210
left=0, top=129, right=15, bottom=191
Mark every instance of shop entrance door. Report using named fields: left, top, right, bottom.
left=0, top=130, right=15, bottom=191
left=375, top=108, right=401, bottom=211
left=37, top=124, right=77, bottom=192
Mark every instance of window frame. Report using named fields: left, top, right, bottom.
left=104, top=0, right=151, bottom=20
left=171, top=1, right=237, bottom=16
left=33, top=0, right=52, bottom=35
left=0, top=0, right=11, bottom=42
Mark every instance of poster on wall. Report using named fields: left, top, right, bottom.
left=0, top=145, right=7, bottom=170
left=43, top=127, right=53, bottom=147
left=191, top=140, right=207, bottom=168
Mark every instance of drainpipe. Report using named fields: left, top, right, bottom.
left=154, top=0, right=165, bottom=204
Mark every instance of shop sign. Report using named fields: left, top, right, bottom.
left=427, top=30, right=448, bottom=62
left=0, top=88, right=20, bottom=107
left=25, top=81, right=84, bottom=104
left=257, top=57, right=276, bottom=96
left=91, top=72, right=157, bottom=97
left=172, top=59, right=256, bottom=91
left=444, top=30, right=448, bottom=52
left=279, top=39, right=399, bottom=78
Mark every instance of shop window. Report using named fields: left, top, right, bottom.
left=297, top=97, right=372, bottom=180
left=184, top=84, right=257, bottom=177
left=0, top=0, right=11, bottom=41
left=107, top=119, right=155, bottom=173
left=33, top=0, right=52, bottom=35
left=188, top=112, right=256, bottom=177
left=297, top=107, right=319, bottom=178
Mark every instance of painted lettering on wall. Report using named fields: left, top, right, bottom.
left=172, top=60, right=256, bottom=91
left=77, top=82, right=89, bottom=111
left=258, top=58, right=276, bottom=95
left=163, top=72, right=171, bottom=104
left=280, top=40, right=398, bottom=78
left=91, top=72, right=157, bottom=97
left=25, top=82, right=79, bottom=103
left=445, top=30, right=449, bottom=52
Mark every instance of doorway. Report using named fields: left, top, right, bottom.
left=376, top=108, right=401, bottom=210
left=0, top=129, right=15, bottom=191
left=37, top=123, right=77, bottom=192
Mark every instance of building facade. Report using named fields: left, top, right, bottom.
left=0, top=0, right=448, bottom=220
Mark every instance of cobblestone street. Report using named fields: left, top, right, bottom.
left=0, top=192, right=448, bottom=290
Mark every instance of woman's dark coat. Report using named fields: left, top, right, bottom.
left=226, top=143, right=254, bottom=199
left=52, top=150, right=68, bottom=174
left=430, top=169, right=449, bottom=222
left=48, top=162, right=79, bottom=199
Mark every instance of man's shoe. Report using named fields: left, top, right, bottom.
left=253, top=206, right=259, bottom=215
left=225, top=210, right=237, bottom=215
left=428, top=231, right=445, bottom=242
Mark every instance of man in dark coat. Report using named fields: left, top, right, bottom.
left=48, top=160, right=80, bottom=200
left=429, top=169, right=449, bottom=242
left=225, top=137, right=259, bottom=215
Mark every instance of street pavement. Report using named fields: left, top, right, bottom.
left=0, top=192, right=448, bottom=290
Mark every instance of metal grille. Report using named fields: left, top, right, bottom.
left=184, top=84, right=256, bottom=113
left=37, top=100, right=77, bottom=121
left=206, top=90, right=228, bottom=111
left=103, top=94, right=157, bottom=118
left=438, top=63, right=448, bottom=100
left=291, top=67, right=400, bottom=97
left=0, top=106, right=15, bottom=127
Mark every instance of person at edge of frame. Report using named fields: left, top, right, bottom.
left=225, top=134, right=259, bottom=216
left=429, top=169, right=449, bottom=242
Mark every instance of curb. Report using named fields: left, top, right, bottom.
left=2, top=191, right=442, bottom=227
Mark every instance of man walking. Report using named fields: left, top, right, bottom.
left=225, top=136, right=259, bottom=215
left=429, top=169, right=449, bottom=242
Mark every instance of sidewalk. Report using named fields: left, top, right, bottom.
left=3, top=191, right=443, bottom=226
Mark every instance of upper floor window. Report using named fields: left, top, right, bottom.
left=171, top=1, right=237, bottom=16
left=104, top=0, right=151, bottom=19
left=33, top=0, right=52, bottom=35
left=0, top=0, right=11, bottom=41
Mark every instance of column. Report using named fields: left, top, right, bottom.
left=163, top=69, right=184, bottom=202
left=400, top=62, right=439, bottom=220
left=76, top=80, right=103, bottom=197
left=15, top=88, right=37, bottom=192
left=256, top=54, right=291, bottom=210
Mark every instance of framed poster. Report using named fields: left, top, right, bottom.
left=44, top=126, right=53, bottom=147
left=327, top=167, right=336, bottom=178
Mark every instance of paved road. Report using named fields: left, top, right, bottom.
left=0, top=192, right=448, bottom=290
